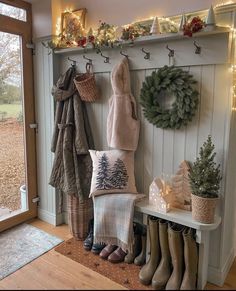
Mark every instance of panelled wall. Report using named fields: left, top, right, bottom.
left=34, top=6, right=236, bottom=287
left=84, top=65, right=231, bottom=272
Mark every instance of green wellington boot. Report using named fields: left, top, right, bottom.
left=165, top=223, right=185, bottom=290
left=139, top=217, right=160, bottom=285
left=134, top=233, right=147, bottom=266
left=180, top=228, right=198, bottom=290
left=124, top=222, right=143, bottom=264
left=152, top=220, right=172, bottom=290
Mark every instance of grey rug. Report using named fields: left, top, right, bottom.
left=0, top=223, right=63, bottom=280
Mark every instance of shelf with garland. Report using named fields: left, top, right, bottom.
left=54, top=26, right=230, bottom=55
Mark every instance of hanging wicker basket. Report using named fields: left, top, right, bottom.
left=74, top=63, right=99, bottom=102
left=191, top=194, right=219, bottom=224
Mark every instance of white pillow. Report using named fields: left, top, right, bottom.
left=89, top=150, right=137, bottom=197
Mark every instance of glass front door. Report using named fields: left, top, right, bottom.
left=0, top=0, right=37, bottom=232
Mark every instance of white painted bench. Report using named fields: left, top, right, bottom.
left=135, top=200, right=221, bottom=290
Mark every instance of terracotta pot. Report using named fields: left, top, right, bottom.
left=191, top=194, right=219, bottom=224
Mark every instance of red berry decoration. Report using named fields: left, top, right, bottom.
left=183, top=16, right=205, bottom=37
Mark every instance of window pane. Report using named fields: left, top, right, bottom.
left=0, top=31, right=27, bottom=221
left=0, top=2, right=26, bottom=22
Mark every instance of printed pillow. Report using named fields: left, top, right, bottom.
left=89, top=149, right=137, bottom=197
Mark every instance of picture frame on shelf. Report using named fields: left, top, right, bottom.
left=61, top=8, right=87, bottom=33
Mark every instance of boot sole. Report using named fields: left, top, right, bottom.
left=151, top=283, right=165, bottom=290
left=139, top=278, right=151, bottom=286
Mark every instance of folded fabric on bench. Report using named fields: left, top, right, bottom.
left=93, top=193, right=145, bottom=252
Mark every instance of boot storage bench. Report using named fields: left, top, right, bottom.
left=135, top=200, right=221, bottom=290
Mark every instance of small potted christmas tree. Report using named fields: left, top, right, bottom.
left=189, top=135, right=221, bottom=224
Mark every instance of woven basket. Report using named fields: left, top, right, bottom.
left=67, top=194, right=93, bottom=240
left=191, top=194, right=219, bottom=224
left=74, top=63, right=99, bottom=102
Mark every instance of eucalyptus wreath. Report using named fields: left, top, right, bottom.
left=139, top=66, right=199, bottom=129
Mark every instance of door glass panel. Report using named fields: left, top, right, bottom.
left=0, top=31, right=27, bottom=221
left=0, top=2, right=26, bottom=22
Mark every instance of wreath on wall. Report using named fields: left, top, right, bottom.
left=139, top=66, right=199, bottom=129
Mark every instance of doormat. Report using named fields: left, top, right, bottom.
left=0, top=223, right=63, bottom=280
left=55, top=238, right=153, bottom=290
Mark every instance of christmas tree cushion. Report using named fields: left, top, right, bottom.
left=89, top=150, right=137, bottom=197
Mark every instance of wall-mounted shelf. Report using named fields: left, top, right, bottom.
left=54, top=26, right=231, bottom=73
left=54, top=26, right=230, bottom=55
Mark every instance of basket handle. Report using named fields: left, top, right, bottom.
left=86, top=62, right=93, bottom=74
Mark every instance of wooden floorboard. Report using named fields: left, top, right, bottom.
left=0, top=219, right=235, bottom=290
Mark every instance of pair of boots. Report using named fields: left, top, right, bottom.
left=139, top=217, right=198, bottom=290
left=124, top=222, right=147, bottom=266
left=83, top=219, right=106, bottom=254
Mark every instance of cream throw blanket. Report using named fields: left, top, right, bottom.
left=93, top=193, right=145, bottom=252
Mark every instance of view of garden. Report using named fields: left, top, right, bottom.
left=0, top=28, right=25, bottom=216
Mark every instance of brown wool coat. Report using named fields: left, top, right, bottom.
left=49, top=66, right=94, bottom=201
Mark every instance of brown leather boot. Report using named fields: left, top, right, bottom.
left=139, top=217, right=160, bottom=285
left=166, top=223, right=185, bottom=290
left=180, top=228, right=198, bottom=290
left=134, top=234, right=147, bottom=266
left=152, top=220, right=172, bottom=290
left=108, top=247, right=127, bottom=263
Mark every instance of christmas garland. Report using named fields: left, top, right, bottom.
left=140, top=66, right=199, bottom=129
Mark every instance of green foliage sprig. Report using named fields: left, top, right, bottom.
left=189, top=135, right=221, bottom=198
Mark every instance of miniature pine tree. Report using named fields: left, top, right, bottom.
left=172, top=161, right=192, bottom=210
left=189, top=135, right=221, bottom=198
left=109, top=158, right=129, bottom=189
left=96, top=153, right=111, bottom=190
left=206, top=5, right=216, bottom=26
left=150, top=17, right=161, bottom=34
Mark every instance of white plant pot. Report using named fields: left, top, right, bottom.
left=20, top=185, right=28, bottom=211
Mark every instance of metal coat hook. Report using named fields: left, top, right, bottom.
left=83, top=55, right=93, bottom=65
left=100, top=52, right=110, bottom=64
left=120, top=50, right=129, bottom=59
left=68, top=57, right=77, bottom=67
left=166, top=45, right=175, bottom=58
left=96, top=48, right=102, bottom=54
left=193, top=41, right=201, bottom=54
left=141, top=48, right=150, bottom=60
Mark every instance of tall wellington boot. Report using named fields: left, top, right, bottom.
left=165, top=223, right=185, bottom=290
left=134, top=234, right=147, bottom=266
left=152, top=220, right=172, bottom=290
left=139, top=217, right=160, bottom=285
left=180, top=228, right=198, bottom=290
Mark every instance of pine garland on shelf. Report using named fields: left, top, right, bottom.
left=139, top=66, right=199, bottom=129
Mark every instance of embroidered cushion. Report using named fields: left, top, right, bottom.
left=89, top=150, right=137, bottom=197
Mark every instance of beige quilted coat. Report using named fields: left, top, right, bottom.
left=107, top=57, right=140, bottom=151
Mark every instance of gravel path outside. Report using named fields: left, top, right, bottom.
left=0, top=118, right=25, bottom=211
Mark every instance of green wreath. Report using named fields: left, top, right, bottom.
left=140, top=66, right=199, bottom=129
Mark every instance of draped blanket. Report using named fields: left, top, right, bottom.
left=93, top=193, right=145, bottom=252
